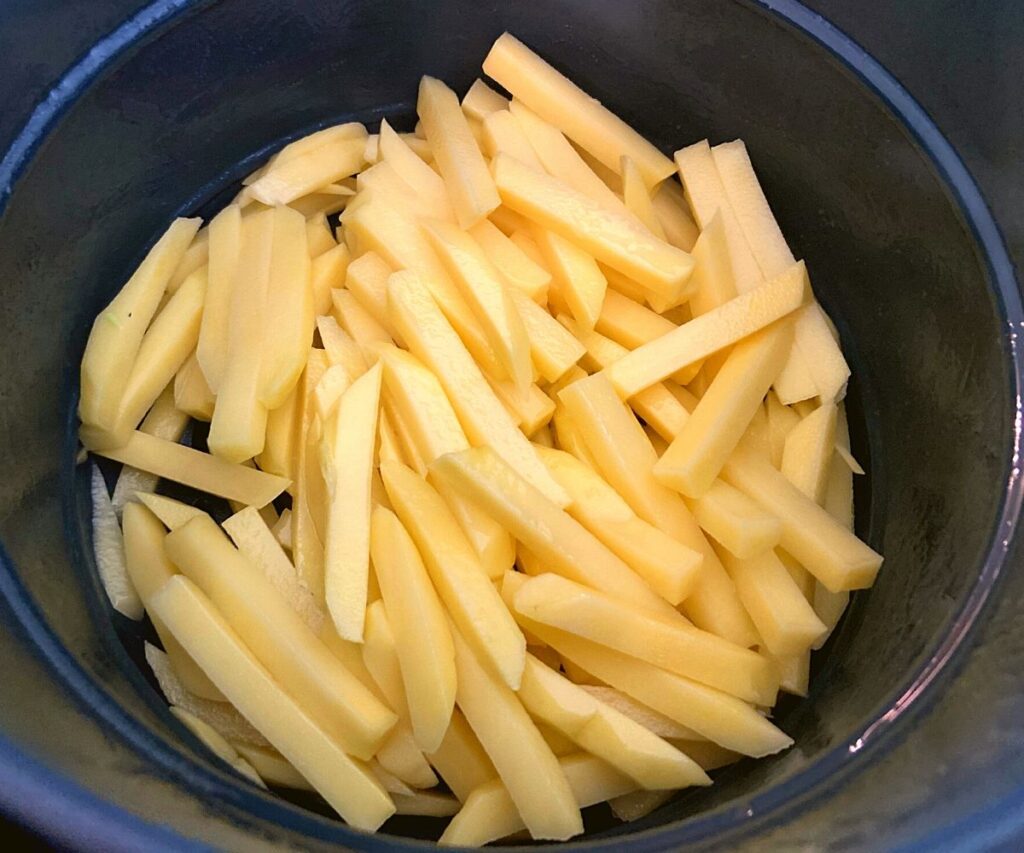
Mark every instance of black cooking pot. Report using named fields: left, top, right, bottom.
left=0, top=0, right=1021, bottom=849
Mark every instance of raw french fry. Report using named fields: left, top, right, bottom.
left=431, top=446, right=678, bottom=618
left=766, top=390, right=802, bottom=468
left=113, top=269, right=205, bottom=438
left=536, top=446, right=702, bottom=604
left=370, top=506, right=456, bottom=752
left=481, top=110, right=545, bottom=171
left=516, top=574, right=778, bottom=706
left=369, top=761, right=417, bottom=796
left=450, top=623, right=583, bottom=841
left=486, top=377, right=555, bottom=434
left=507, top=288, right=584, bottom=382
left=90, top=465, right=143, bottom=620
left=378, top=120, right=455, bottom=222
left=392, top=792, right=461, bottom=817
left=469, top=219, right=550, bottom=304
left=169, top=706, right=266, bottom=787
left=721, top=443, right=882, bottom=592
left=288, top=187, right=355, bottom=220
left=814, top=432, right=855, bottom=648
left=388, top=271, right=568, bottom=505
left=95, top=431, right=288, bottom=507
left=305, top=215, right=335, bottom=257
left=173, top=350, right=215, bottom=421
left=332, top=290, right=393, bottom=351
left=318, top=316, right=369, bottom=377
left=149, top=577, right=395, bottom=830
left=222, top=506, right=325, bottom=635
left=135, top=493, right=204, bottom=531
left=719, top=549, right=826, bottom=657
left=687, top=212, right=738, bottom=334
left=782, top=403, right=838, bottom=504
left=376, top=726, right=439, bottom=791
left=424, top=219, right=532, bottom=390
left=262, top=122, right=367, bottom=174
left=233, top=743, right=311, bottom=790
left=165, top=515, right=396, bottom=759
left=426, top=710, right=497, bottom=802
left=167, top=228, right=209, bottom=294
left=621, top=155, right=665, bottom=240
left=596, top=290, right=691, bottom=383
left=79, top=217, right=201, bottom=449
left=532, top=226, right=607, bottom=331
left=605, top=260, right=807, bottom=399
left=653, top=320, right=795, bottom=497
left=310, top=241, right=350, bottom=316
left=344, top=251, right=393, bottom=332
left=483, top=33, right=675, bottom=185
left=518, top=619, right=792, bottom=758
left=558, top=373, right=757, bottom=646
left=256, top=381, right=300, bottom=480
left=207, top=209, right=273, bottom=462
left=291, top=350, right=330, bottom=594
left=517, top=655, right=711, bottom=789
left=418, top=76, right=500, bottom=228
left=578, top=686, right=703, bottom=741
left=652, top=179, right=700, bottom=252
left=248, top=129, right=367, bottom=205
left=610, top=790, right=673, bottom=823
left=322, top=363, right=382, bottom=641
left=669, top=739, right=743, bottom=772
left=111, top=386, right=189, bottom=513
left=769, top=649, right=811, bottom=697
left=688, top=479, right=782, bottom=559
left=381, top=461, right=526, bottom=690
left=493, top=154, right=693, bottom=303
left=462, top=78, right=510, bottom=120
left=509, top=100, right=626, bottom=214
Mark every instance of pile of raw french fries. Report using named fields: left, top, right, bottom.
left=79, top=32, right=883, bottom=844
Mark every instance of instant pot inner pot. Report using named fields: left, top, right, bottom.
left=0, top=0, right=1011, bottom=847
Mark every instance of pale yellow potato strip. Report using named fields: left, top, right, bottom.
left=256, top=381, right=300, bottom=480
left=196, top=216, right=243, bottom=387
left=388, top=271, right=568, bottom=505
left=322, top=363, right=382, bottom=641
left=605, top=260, right=807, bottom=399
left=450, top=623, right=582, bottom=841
left=493, top=154, right=693, bottom=302
left=150, top=576, right=394, bottom=830
left=418, top=76, right=500, bottom=228
left=310, top=241, right=351, bottom=316
left=167, top=228, right=208, bottom=293
left=95, top=431, right=287, bottom=507
left=470, top=218, right=551, bottom=304
left=721, top=444, right=882, bottom=592
left=426, top=709, right=497, bottom=803
left=516, top=574, right=778, bottom=706
left=462, top=78, right=510, bottom=120
left=688, top=479, right=782, bottom=559
left=652, top=180, right=699, bottom=251
left=290, top=350, right=329, bottom=596
left=579, top=686, right=703, bottom=741
left=481, top=109, right=545, bottom=170
left=79, top=217, right=201, bottom=448
left=248, top=132, right=367, bottom=205
left=507, top=288, right=584, bottom=383
left=483, top=33, right=674, bottom=185
left=782, top=402, right=838, bottom=503
left=532, top=226, right=607, bottom=331
left=486, top=376, right=555, bottom=434
left=378, top=119, right=455, bottom=221
left=169, top=707, right=266, bottom=787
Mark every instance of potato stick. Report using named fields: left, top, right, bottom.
left=331, top=289, right=393, bottom=352
left=378, top=120, right=454, bottom=221
left=782, top=402, right=838, bottom=504
left=551, top=403, right=600, bottom=470
left=600, top=262, right=652, bottom=304
left=605, top=260, right=806, bottom=399
left=390, top=791, right=460, bottom=818
left=688, top=479, right=782, bottom=559
left=595, top=290, right=690, bottom=386
left=165, top=515, right=395, bottom=757
left=518, top=655, right=710, bottom=789
left=531, top=226, right=607, bottom=332
left=79, top=217, right=201, bottom=447
left=317, top=317, right=369, bottom=378
left=507, top=288, right=584, bottom=383
left=343, top=197, right=502, bottom=375
left=310, top=240, right=350, bottom=317
left=668, top=739, right=743, bottom=772
left=653, top=319, right=794, bottom=498
left=169, top=706, right=266, bottom=787
left=450, top=623, right=582, bottom=841
left=510, top=100, right=628, bottom=215
left=718, top=548, right=826, bottom=657
left=305, top=215, right=335, bottom=258
left=531, top=422, right=555, bottom=447
left=356, top=160, right=450, bottom=223
left=481, top=110, right=545, bottom=171
left=621, top=155, right=665, bottom=240
left=766, top=390, right=801, bottom=468
left=248, top=132, right=367, bottom=205
left=381, top=461, right=526, bottom=690
left=173, top=350, right=215, bottom=421
left=721, top=443, right=882, bottom=592
left=470, top=218, right=550, bottom=304
left=557, top=372, right=756, bottom=644
left=260, top=122, right=367, bottom=174
left=426, top=710, right=497, bottom=802
left=494, top=154, right=692, bottom=303
left=813, top=446, right=854, bottom=648
left=256, top=383, right=300, bottom=481
left=344, top=251, right=393, bottom=332
left=89, top=464, right=141, bottom=622
left=462, top=78, right=510, bottom=120
left=114, top=269, right=205, bottom=438
left=536, top=446, right=702, bottom=604
left=167, top=228, right=209, bottom=293
left=610, top=790, right=673, bottom=823
left=424, top=219, right=533, bottom=390
left=521, top=618, right=791, bottom=757
left=768, top=649, right=811, bottom=697
left=95, top=431, right=287, bottom=508
left=290, top=350, right=329, bottom=590
left=135, top=493, right=204, bottom=531
left=222, top=506, right=325, bottom=635
left=652, top=180, right=699, bottom=252
left=322, top=363, right=382, bottom=641
left=578, top=686, right=703, bottom=741
left=418, top=76, right=500, bottom=228
left=441, top=752, right=632, bottom=847
left=289, top=189, right=353, bottom=220
left=313, top=364, right=352, bottom=424
left=388, top=272, right=568, bottom=505
left=486, top=376, right=555, bottom=434
left=376, top=725, right=439, bottom=791
left=483, top=34, right=674, bottom=185
left=150, top=576, right=394, bottom=830
left=368, top=761, right=417, bottom=797
left=559, top=315, right=689, bottom=441
left=233, top=743, right=311, bottom=790
left=111, top=386, right=189, bottom=513
left=517, top=574, right=777, bottom=705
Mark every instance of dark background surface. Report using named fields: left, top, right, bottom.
left=0, top=0, right=1021, bottom=850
